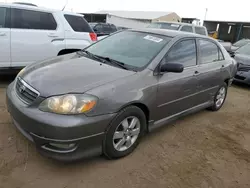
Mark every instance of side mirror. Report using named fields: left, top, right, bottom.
left=160, top=63, right=184, bottom=73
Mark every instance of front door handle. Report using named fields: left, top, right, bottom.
left=0, top=32, right=6, bottom=36
left=48, top=33, right=58, bottom=37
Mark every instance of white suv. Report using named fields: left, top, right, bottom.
left=0, top=3, right=97, bottom=70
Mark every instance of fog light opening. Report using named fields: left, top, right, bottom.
left=49, top=143, right=76, bottom=150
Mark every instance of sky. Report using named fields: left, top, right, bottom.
left=1, top=0, right=249, bottom=22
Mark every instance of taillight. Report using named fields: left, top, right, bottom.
left=89, top=32, right=97, bottom=42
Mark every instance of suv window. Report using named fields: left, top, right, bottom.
left=180, top=26, right=193, bottom=33
left=64, top=15, right=93, bottom=32
left=199, top=39, right=223, bottom=64
left=11, top=8, right=57, bottom=30
left=0, top=7, right=7, bottom=28
left=164, top=39, right=197, bottom=67
left=195, top=27, right=206, bottom=35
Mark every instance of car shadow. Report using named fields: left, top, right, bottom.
left=232, top=82, right=250, bottom=90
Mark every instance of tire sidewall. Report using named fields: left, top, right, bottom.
left=103, top=106, right=146, bottom=159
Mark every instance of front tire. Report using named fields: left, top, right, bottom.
left=103, top=106, right=146, bottom=159
left=208, top=82, right=228, bottom=111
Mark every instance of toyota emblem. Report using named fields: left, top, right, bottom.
left=19, top=85, right=26, bottom=93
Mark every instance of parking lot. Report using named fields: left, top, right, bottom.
left=0, top=74, right=249, bottom=188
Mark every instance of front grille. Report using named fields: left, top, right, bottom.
left=238, top=66, right=250, bottom=72
left=235, top=75, right=246, bottom=80
left=15, top=78, right=39, bottom=104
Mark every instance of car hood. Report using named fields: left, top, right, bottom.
left=234, top=54, right=250, bottom=66
left=20, top=53, right=136, bottom=97
left=231, top=45, right=239, bottom=52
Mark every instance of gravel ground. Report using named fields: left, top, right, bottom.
left=0, top=75, right=250, bottom=188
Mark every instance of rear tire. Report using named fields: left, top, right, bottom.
left=103, top=106, right=146, bottom=159
left=208, top=82, right=228, bottom=111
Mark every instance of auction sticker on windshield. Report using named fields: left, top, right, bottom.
left=144, top=35, right=163, bottom=43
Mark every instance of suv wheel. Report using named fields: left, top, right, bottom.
left=103, top=106, right=146, bottom=159
left=208, top=83, right=228, bottom=111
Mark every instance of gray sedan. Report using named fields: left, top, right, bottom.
left=233, top=43, right=250, bottom=84
left=6, top=29, right=237, bottom=161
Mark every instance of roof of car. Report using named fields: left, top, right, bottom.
left=129, top=28, right=206, bottom=38
left=151, top=21, right=206, bottom=28
left=0, top=2, right=83, bottom=16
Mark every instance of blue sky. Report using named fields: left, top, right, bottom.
left=2, top=0, right=249, bottom=22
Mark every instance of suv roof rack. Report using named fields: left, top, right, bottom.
left=13, top=2, right=38, bottom=7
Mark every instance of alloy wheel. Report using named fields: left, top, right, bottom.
left=215, top=87, right=226, bottom=108
left=113, top=116, right=141, bottom=152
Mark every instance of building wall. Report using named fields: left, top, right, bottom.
left=106, top=15, right=151, bottom=29
left=152, top=13, right=181, bottom=22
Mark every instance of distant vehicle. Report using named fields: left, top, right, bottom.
left=216, top=40, right=232, bottom=52
left=0, top=3, right=96, bottom=71
left=231, top=38, right=250, bottom=52
left=147, top=21, right=208, bottom=36
left=233, top=43, right=250, bottom=85
left=7, top=28, right=237, bottom=161
left=117, top=26, right=128, bottom=30
left=89, top=22, right=117, bottom=37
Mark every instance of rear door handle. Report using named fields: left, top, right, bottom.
left=0, top=32, right=6, bottom=36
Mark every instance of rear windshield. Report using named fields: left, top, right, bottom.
left=194, top=27, right=207, bottom=35
left=64, top=14, right=93, bottom=33
left=147, top=22, right=180, bottom=30
left=86, top=31, right=171, bottom=69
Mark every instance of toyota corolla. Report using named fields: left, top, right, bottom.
left=6, top=29, right=237, bottom=161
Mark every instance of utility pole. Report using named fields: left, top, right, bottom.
left=204, top=8, right=208, bottom=21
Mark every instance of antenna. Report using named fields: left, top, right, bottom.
left=62, top=0, right=68, bottom=11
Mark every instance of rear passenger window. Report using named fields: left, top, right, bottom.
left=164, top=39, right=197, bottom=67
left=180, top=26, right=193, bottom=33
left=11, top=9, right=57, bottom=30
left=195, top=27, right=206, bottom=35
left=94, top=24, right=103, bottom=32
left=0, top=7, right=7, bottom=28
left=64, top=15, right=93, bottom=32
left=199, top=39, right=223, bottom=64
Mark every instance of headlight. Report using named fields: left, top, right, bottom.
left=17, top=67, right=26, bottom=76
left=39, top=94, right=98, bottom=114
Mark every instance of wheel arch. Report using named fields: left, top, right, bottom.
left=117, top=101, right=150, bottom=128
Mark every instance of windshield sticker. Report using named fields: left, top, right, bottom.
left=144, top=35, right=163, bottom=43
left=171, top=24, right=180, bottom=27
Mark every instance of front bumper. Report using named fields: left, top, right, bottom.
left=234, top=71, right=250, bottom=85
left=6, top=82, right=117, bottom=161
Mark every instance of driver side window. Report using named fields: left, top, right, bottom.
left=163, top=39, right=197, bottom=68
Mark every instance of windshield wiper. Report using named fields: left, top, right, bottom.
left=94, top=55, right=129, bottom=70
left=78, top=50, right=130, bottom=71
left=77, top=50, right=105, bottom=63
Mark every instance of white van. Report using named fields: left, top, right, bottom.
left=147, top=21, right=208, bottom=36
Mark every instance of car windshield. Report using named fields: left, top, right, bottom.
left=85, top=30, right=171, bottom=69
left=236, top=43, right=250, bottom=55
left=147, top=22, right=180, bottom=30
left=233, top=39, right=250, bottom=47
